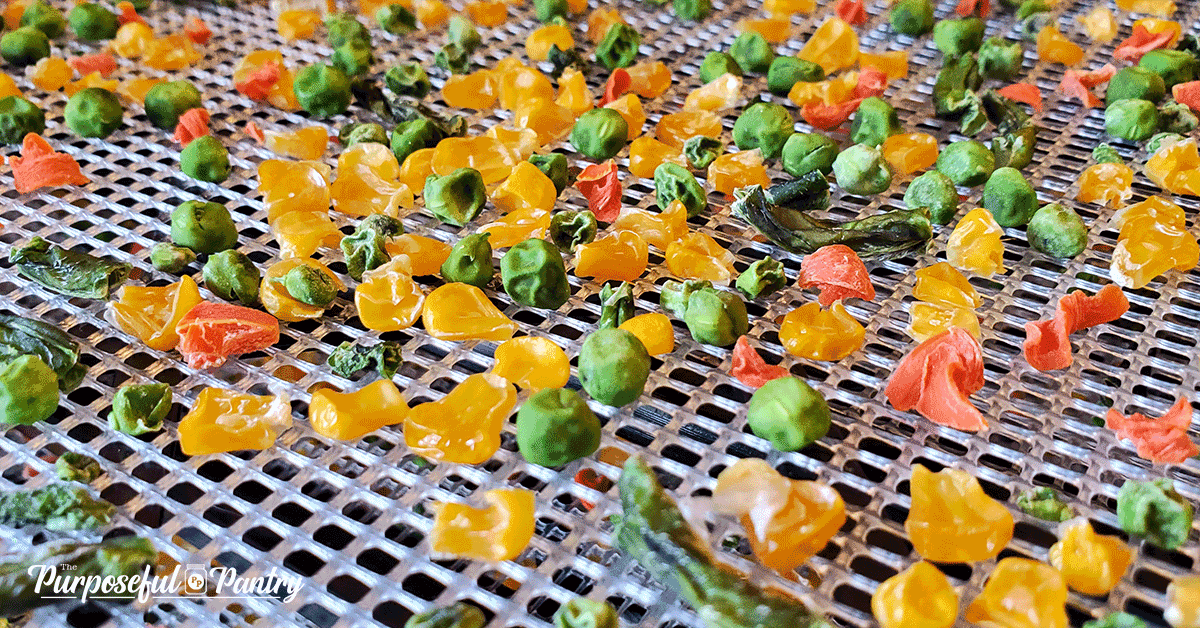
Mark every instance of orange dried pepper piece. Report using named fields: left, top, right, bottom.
left=730, top=335, right=788, bottom=388
left=1106, top=398, right=1198, bottom=464
left=886, top=327, right=986, bottom=431
left=443, top=69, right=497, bottom=109
left=30, top=57, right=72, bottom=92
left=173, top=108, right=210, bottom=146
left=834, top=0, right=866, bottom=25
left=1037, top=25, right=1084, bottom=66
left=996, top=83, right=1042, bottom=112
left=184, top=16, right=212, bottom=44
left=573, top=230, right=648, bottom=282
left=236, top=60, right=281, bottom=100
left=1114, top=24, right=1175, bottom=62
left=278, top=9, right=322, bottom=41
left=1023, top=285, right=1129, bottom=372
left=600, top=68, right=631, bottom=106
left=955, top=0, right=989, bottom=17
left=465, top=0, right=506, bottom=26
left=11, top=134, right=90, bottom=194
left=625, top=61, right=672, bottom=98
left=245, top=121, right=266, bottom=144
left=116, top=1, right=145, bottom=24
left=1173, top=81, right=1200, bottom=112
left=798, top=244, right=875, bottom=306
left=1060, top=70, right=1101, bottom=108
left=575, top=160, right=622, bottom=221
left=175, top=301, right=281, bottom=370
left=68, top=53, right=118, bottom=78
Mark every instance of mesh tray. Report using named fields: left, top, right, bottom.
left=2, top=0, right=1199, bottom=626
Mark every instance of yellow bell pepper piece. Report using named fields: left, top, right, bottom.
left=356, top=258, right=426, bottom=331
left=405, top=373, right=516, bottom=463
left=619, top=313, right=675, bottom=355
left=106, top=276, right=203, bottom=351
left=429, top=488, right=535, bottom=561
left=492, top=336, right=571, bottom=390
left=179, top=388, right=293, bottom=456
left=422, top=283, right=518, bottom=341
left=779, top=301, right=865, bottom=361
left=309, top=380, right=409, bottom=441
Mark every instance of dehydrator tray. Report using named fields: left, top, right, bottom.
left=2, top=0, right=1199, bottom=625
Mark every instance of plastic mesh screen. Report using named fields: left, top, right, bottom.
left=1, top=0, right=1199, bottom=626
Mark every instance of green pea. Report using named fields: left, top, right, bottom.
left=781, top=132, right=838, bottom=177
left=435, top=43, right=469, bottom=74
left=342, top=214, right=404, bottom=280
left=746, top=376, right=830, bottom=451
left=64, top=87, right=122, bottom=139
left=180, top=135, right=231, bottom=183
left=936, top=140, right=994, bottom=187
left=735, top=258, right=786, bottom=299
left=904, top=170, right=959, bottom=225
left=1116, top=478, right=1193, bottom=550
left=548, top=210, right=597, bottom=251
left=730, top=31, right=774, bottom=74
left=447, top=15, right=482, bottom=53
left=1104, top=98, right=1159, bottom=141
left=332, top=39, right=373, bottom=77
left=441, top=232, right=493, bottom=287
left=683, top=135, right=723, bottom=169
left=326, top=12, right=370, bottom=48
left=1159, top=99, right=1198, bottom=134
left=534, top=0, right=568, bottom=22
left=376, top=3, right=416, bottom=35
left=0, top=355, right=58, bottom=425
left=20, top=0, right=65, bottom=38
left=170, top=200, right=237, bottom=255
left=529, top=153, right=569, bottom=195
left=654, top=162, right=707, bottom=217
left=832, top=143, right=894, bottom=195
left=1147, top=132, right=1183, bottom=155
left=67, top=3, right=118, bottom=41
left=766, top=56, right=822, bottom=96
left=144, top=80, right=202, bottom=129
left=1082, top=613, right=1147, bottom=628
left=673, top=0, right=712, bottom=21
left=698, top=51, right=742, bottom=84
left=149, top=242, right=196, bottom=273
left=553, top=598, right=618, bottom=628
left=1107, top=67, right=1165, bottom=106
left=203, top=250, right=260, bottom=305
left=660, top=278, right=709, bottom=318
left=0, top=26, right=50, bottom=66
left=339, top=122, right=389, bottom=148
left=516, top=388, right=601, bottom=466
left=384, top=62, right=432, bottom=98
left=55, top=451, right=101, bottom=483
left=1138, top=49, right=1196, bottom=88
left=849, top=96, right=901, bottom=147
left=500, top=238, right=571, bottom=309
left=598, top=281, right=634, bottom=329
left=424, top=167, right=486, bottom=226
left=595, top=22, right=640, bottom=70
left=391, top=119, right=440, bottom=164
left=682, top=285, right=748, bottom=346
left=109, top=383, right=170, bottom=435
left=0, top=95, right=45, bottom=144
left=978, top=37, right=1023, bottom=81
left=295, top=63, right=352, bottom=117
left=405, top=602, right=485, bottom=628
left=570, top=108, right=629, bottom=161
left=732, top=102, right=794, bottom=159
left=890, top=0, right=934, bottom=36
left=991, top=124, right=1037, bottom=170
left=1014, top=487, right=1073, bottom=522
left=933, top=17, right=985, bottom=57
left=578, top=328, right=651, bottom=407
left=282, top=264, right=337, bottom=306
left=1092, top=143, right=1122, bottom=164
left=982, top=167, right=1037, bottom=228
left=1027, top=203, right=1086, bottom=258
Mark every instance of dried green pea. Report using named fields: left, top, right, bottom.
left=933, top=17, right=985, bottom=58
left=1159, top=100, right=1198, bottom=134
left=936, top=139, right=994, bottom=187
left=1027, top=203, right=1087, bottom=258
left=534, top=0, right=568, bottom=22
left=673, top=0, right=712, bottom=21
left=578, top=328, right=650, bottom=406
left=144, top=79, right=201, bottom=129
left=341, top=214, right=404, bottom=281
left=683, top=135, right=723, bottom=169
left=440, top=232, right=493, bottom=288
left=735, top=258, right=786, bottom=299
left=20, top=0, right=65, bottom=38
left=67, top=3, right=118, bottom=41
left=732, top=102, right=794, bottom=159
left=978, top=37, right=1023, bottom=81
left=1116, top=478, right=1193, bottom=550
left=294, top=63, right=352, bottom=117
left=833, top=143, right=894, bottom=195
left=548, top=210, right=597, bottom=251
left=500, top=238, right=571, bottom=309
left=982, top=166, right=1037, bottom=228
left=170, top=200, right=237, bottom=255
left=766, top=56, right=822, bottom=96
left=781, top=132, right=838, bottom=177
left=0, top=26, right=49, bottom=66
left=64, top=87, right=123, bottom=139
left=447, top=15, right=482, bottom=52
left=404, top=602, right=485, bottom=628
left=203, top=250, right=261, bottom=305
left=281, top=264, right=337, bottom=306
left=904, top=170, right=959, bottom=225
left=570, top=108, right=628, bottom=161
left=109, top=383, right=170, bottom=435
left=746, top=376, right=830, bottom=451
left=730, top=31, right=774, bottom=74
left=376, top=3, right=416, bottom=35
left=595, top=22, right=640, bottom=69
left=1107, top=66, right=1165, bottom=105
left=390, top=118, right=440, bottom=164
left=517, top=388, right=601, bottom=467
left=890, top=0, right=934, bottom=36
left=1138, top=49, right=1197, bottom=88
left=180, top=135, right=231, bottom=183
left=55, top=452, right=102, bottom=483
left=698, top=51, right=742, bottom=84
left=991, top=124, right=1037, bottom=170
left=325, top=12, right=370, bottom=48
left=385, top=63, right=432, bottom=98
left=850, top=96, right=901, bottom=147
left=149, top=243, right=196, bottom=274
left=1104, top=98, right=1160, bottom=141
left=552, top=598, right=619, bottom=628
left=332, top=39, right=374, bottom=77
left=654, top=162, right=707, bottom=217
left=0, top=95, right=45, bottom=144
left=424, top=167, right=486, bottom=226
left=339, top=122, right=389, bottom=147
left=0, top=355, right=59, bottom=426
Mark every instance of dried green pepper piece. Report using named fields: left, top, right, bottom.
left=0, top=314, right=85, bottom=391
left=0, top=484, right=114, bottom=531
left=55, top=452, right=102, bottom=483
left=328, top=341, right=402, bottom=380
left=598, top=281, right=634, bottom=329
left=10, top=236, right=131, bottom=299
left=110, top=382, right=171, bottom=435
left=0, top=537, right=156, bottom=616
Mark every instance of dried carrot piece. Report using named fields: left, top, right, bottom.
left=173, top=108, right=211, bottom=146
left=68, top=52, right=118, bottom=78
left=10, top=133, right=90, bottom=194
left=1173, top=81, right=1200, bottom=112
left=235, top=60, right=281, bottom=100
left=116, top=1, right=145, bottom=25
left=185, top=16, right=212, bottom=44
left=600, top=68, right=631, bottom=106
left=997, top=83, right=1043, bottom=112
left=245, top=120, right=266, bottom=144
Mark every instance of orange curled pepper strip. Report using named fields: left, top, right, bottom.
left=886, top=327, right=986, bottom=432
left=798, top=244, right=876, bottom=306
left=68, top=52, right=118, bottom=77
left=235, top=60, right=281, bottom=100
left=1060, top=70, right=1102, bottom=108
left=802, top=98, right=862, bottom=130
left=1114, top=24, right=1174, bottom=62
left=185, top=16, right=212, bottom=44
left=600, top=68, right=631, bottom=106
left=1106, top=398, right=1198, bottom=464
left=1173, top=81, right=1200, bottom=112
left=173, top=108, right=211, bottom=146
left=11, top=133, right=90, bottom=194
left=730, top=335, right=788, bottom=388
left=1078, top=63, right=1117, bottom=87
left=575, top=160, right=622, bottom=221
left=853, top=66, right=889, bottom=99
left=996, top=83, right=1042, bottom=112
left=1023, top=284, right=1128, bottom=371
left=245, top=121, right=266, bottom=144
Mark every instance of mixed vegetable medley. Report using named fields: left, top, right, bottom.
left=0, top=0, right=1198, bottom=624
